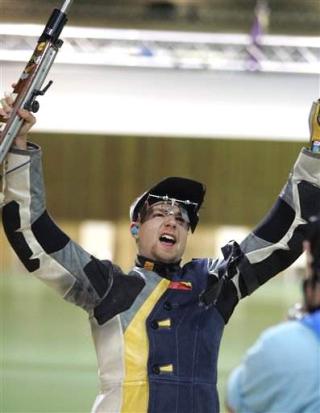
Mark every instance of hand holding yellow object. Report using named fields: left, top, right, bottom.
left=309, top=99, right=320, bottom=153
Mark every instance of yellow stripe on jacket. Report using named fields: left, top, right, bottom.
left=121, top=278, right=170, bottom=412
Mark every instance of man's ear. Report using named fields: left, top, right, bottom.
left=130, top=222, right=140, bottom=238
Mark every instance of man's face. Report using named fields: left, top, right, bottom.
left=135, top=202, right=190, bottom=263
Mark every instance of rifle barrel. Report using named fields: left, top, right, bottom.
left=60, top=0, right=74, bottom=14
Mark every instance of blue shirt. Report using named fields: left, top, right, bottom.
left=227, top=310, right=320, bottom=413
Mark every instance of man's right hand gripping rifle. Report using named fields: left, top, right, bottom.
left=0, top=93, right=36, bottom=151
left=0, top=94, right=145, bottom=324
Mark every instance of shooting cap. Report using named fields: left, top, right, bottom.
left=129, top=177, right=206, bottom=232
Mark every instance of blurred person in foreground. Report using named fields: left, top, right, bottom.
left=0, top=94, right=320, bottom=413
left=226, top=216, right=320, bottom=413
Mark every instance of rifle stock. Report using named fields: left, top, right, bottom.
left=0, top=0, right=73, bottom=164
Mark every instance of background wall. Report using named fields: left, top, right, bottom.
left=34, top=133, right=303, bottom=226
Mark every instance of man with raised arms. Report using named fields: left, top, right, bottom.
left=1, top=98, right=320, bottom=412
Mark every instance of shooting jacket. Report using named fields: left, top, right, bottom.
left=2, top=144, right=320, bottom=413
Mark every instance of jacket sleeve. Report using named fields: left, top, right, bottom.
left=237, top=148, right=320, bottom=296
left=1, top=143, right=115, bottom=312
left=204, top=148, right=320, bottom=320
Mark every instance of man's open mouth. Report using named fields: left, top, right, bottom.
left=159, top=234, right=176, bottom=245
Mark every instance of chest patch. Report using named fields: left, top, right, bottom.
left=168, top=281, right=192, bottom=291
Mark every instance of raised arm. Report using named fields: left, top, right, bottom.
left=237, top=101, right=320, bottom=299
left=1, top=99, right=144, bottom=321
left=202, top=104, right=320, bottom=321
left=238, top=147, right=320, bottom=294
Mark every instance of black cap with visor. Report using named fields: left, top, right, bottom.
left=130, top=177, right=206, bottom=232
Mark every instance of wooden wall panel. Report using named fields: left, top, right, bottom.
left=32, top=133, right=304, bottom=227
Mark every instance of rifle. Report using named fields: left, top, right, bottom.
left=0, top=0, right=73, bottom=164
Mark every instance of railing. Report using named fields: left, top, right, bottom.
left=1, top=25, right=319, bottom=74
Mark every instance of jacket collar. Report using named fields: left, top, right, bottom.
left=135, top=255, right=182, bottom=280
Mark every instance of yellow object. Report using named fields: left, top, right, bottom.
left=158, top=319, right=171, bottom=328
left=159, top=364, right=174, bottom=373
left=309, top=100, right=320, bottom=152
